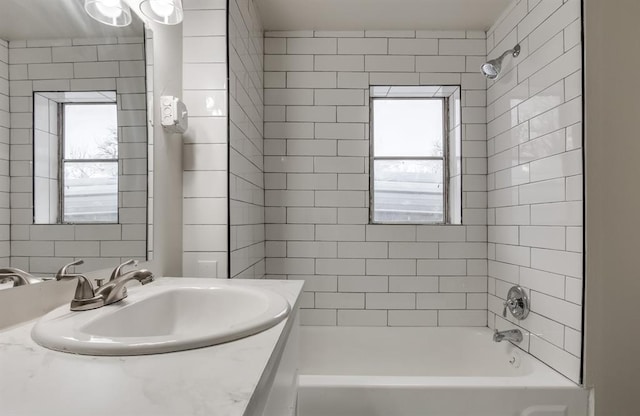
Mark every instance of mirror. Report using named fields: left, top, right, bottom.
left=0, top=0, right=151, bottom=289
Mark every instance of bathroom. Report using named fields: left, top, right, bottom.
left=0, top=0, right=636, bottom=415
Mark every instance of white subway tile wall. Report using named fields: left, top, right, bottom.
left=182, top=0, right=229, bottom=277
left=229, top=0, right=265, bottom=279
left=264, top=30, right=488, bottom=327
left=8, top=37, right=147, bottom=275
left=486, top=0, right=582, bottom=382
left=0, top=39, right=9, bottom=264
left=146, top=28, right=154, bottom=261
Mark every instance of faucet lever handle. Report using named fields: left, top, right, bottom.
left=110, top=259, right=138, bottom=282
left=56, top=259, right=84, bottom=279
left=55, top=273, right=95, bottom=300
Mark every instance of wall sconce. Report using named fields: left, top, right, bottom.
left=139, top=0, right=184, bottom=25
left=84, top=0, right=132, bottom=27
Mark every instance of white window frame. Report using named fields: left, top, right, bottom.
left=369, top=96, right=450, bottom=225
left=59, top=102, right=119, bottom=224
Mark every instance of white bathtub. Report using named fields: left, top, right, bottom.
left=297, top=327, right=588, bottom=416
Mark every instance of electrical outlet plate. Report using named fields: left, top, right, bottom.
left=160, top=95, right=188, bottom=134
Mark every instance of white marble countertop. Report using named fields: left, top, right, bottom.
left=0, top=277, right=304, bottom=416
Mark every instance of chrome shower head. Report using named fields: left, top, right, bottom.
left=481, top=44, right=521, bottom=80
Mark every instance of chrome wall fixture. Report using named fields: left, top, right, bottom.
left=503, top=285, right=530, bottom=320
left=139, top=0, right=184, bottom=25
left=481, top=44, right=521, bottom=80
left=84, top=0, right=133, bottom=27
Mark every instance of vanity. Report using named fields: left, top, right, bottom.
left=0, top=278, right=304, bottom=416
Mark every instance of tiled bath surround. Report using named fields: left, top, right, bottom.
left=263, top=30, right=489, bottom=327
left=261, top=4, right=583, bottom=382
left=0, top=40, right=9, bottom=266
left=485, top=0, right=583, bottom=382
left=181, top=0, right=229, bottom=277
left=182, top=0, right=266, bottom=279
left=146, top=29, right=154, bottom=261
left=7, top=37, right=147, bottom=274
left=229, top=0, right=266, bottom=279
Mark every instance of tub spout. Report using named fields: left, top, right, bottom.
left=493, top=329, right=523, bottom=343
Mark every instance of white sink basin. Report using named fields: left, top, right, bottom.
left=31, top=279, right=291, bottom=356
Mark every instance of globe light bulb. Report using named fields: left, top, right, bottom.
left=149, top=0, right=174, bottom=18
left=139, top=0, right=183, bottom=24
left=95, top=0, right=123, bottom=18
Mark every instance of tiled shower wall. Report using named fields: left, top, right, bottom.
left=146, top=29, right=154, bottom=261
left=0, top=40, right=9, bottom=264
left=182, top=0, right=229, bottom=277
left=8, top=37, right=147, bottom=274
left=486, top=0, right=582, bottom=382
left=263, top=31, right=489, bottom=326
left=228, top=0, right=265, bottom=279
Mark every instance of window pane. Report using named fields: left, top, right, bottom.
left=64, top=104, right=118, bottom=159
left=373, top=99, right=443, bottom=157
left=373, top=159, right=443, bottom=223
left=63, top=162, right=118, bottom=223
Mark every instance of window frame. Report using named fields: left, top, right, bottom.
left=369, top=96, right=450, bottom=225
left=59, top=101, right=119, bottom=224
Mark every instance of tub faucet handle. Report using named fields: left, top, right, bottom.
left=502, top=298, right=516, bottom=317
left=502, top=286, right=530, bottom=320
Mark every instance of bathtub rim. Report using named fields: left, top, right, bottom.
left=298, top=325, right=581, bottom=389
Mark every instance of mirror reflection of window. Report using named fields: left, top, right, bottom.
left=63, top=103, right=118, bottom=223
left=33, top=92, right=119, bottom=224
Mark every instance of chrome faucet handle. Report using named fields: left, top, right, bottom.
left=502, top=286, right=530, bottom=320
left=502, top=298, right=517, bottom=318
left=55, top=273, right=96, bottom=302
left=55, top=259, right=84, bottom=280
left=109, top=259, right=138, bottom=282
left=99, top=269, right=154, bottom=305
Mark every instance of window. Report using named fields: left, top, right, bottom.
left=371, top=96, right=448, bottom=224
left=33, top=92, right=119, bottom=224
left=62, top=103, right=118, bottom=223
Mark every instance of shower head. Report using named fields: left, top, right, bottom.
left=481, top=44, right=521, bottom=80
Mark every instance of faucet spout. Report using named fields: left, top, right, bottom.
left=55, top=259, right=155, bottom=311
left=97, top=270, right=155, bottom=306
left=493, top=329, right=523, bottom=343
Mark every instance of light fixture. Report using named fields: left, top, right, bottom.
left=139, top=0, right=184, bottom=25
left=480, top=44, right=521, bottom=80
left=84, top=0, right=132, bottom=27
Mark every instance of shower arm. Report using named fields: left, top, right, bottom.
left=499, top=44, right=521, bottom=60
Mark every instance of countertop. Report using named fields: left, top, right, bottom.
left=0, top=277, right=304, bottom=416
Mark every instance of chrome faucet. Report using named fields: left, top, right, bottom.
left=493, top=329, right=523, bottom=343
left=0, top=267, right=45, bottom=287
left=97, top=268, right=154, bottom=305
left=0, top=267, right=40, bottom=287
left=56, top=259, right=154, bottom=311
left=55, top=260, right=104, bottom=311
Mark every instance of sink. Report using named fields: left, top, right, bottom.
left=31, top=279, right=291, bottom=356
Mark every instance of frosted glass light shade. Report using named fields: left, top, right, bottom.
left=140, top=0, right=184, bottom=25
left=84, top=0, right=132, bottom=27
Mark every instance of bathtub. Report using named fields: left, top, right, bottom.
left=297, top=327, right=588, bottom=416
